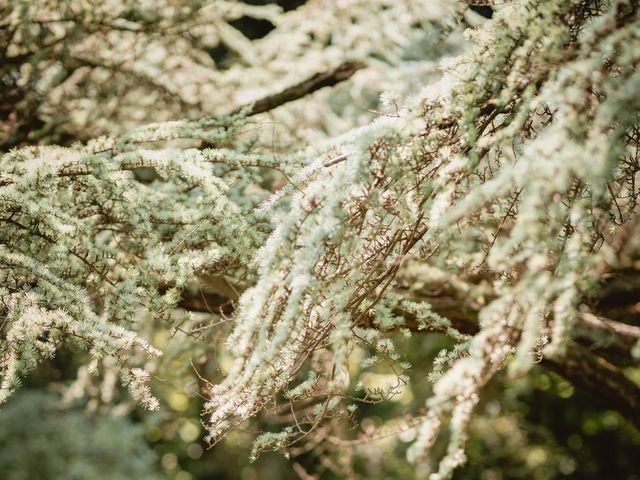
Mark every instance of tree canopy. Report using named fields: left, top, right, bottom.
left=1, top=0, right=639, bottom=478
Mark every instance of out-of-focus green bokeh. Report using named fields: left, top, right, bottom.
left=2, top=335, right=638, bottom=479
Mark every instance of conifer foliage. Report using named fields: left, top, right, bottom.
left=1, top=0, right=639, bottom=478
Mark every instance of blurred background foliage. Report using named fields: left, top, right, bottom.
left=4, top=332, right=639, bottom=479
left=0, top=391, right=164, bottom=480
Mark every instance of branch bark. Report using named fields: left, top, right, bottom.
left=231, top=60, right=366, bottom=117
left=542, top=344, right=640, bottom=430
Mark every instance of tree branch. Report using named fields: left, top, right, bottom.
left=542, top=344, right=640, bottom=430
left=392, top=297, right=640, bottom=431
left=232, top=60, right=366, bottom=117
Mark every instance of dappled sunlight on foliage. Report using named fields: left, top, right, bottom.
left=1, top=0, right=639, bottom=478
